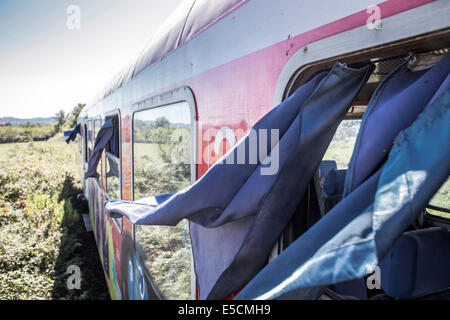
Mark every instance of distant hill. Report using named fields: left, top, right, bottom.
left=0, top=117, right=56, bottom=125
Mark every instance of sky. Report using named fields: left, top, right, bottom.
left=0, top=0, right=185, bottom=118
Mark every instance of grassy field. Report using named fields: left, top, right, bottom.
left=0, top=137, right=108, bottom=300
left=134, top=142, right=164, bottom=165
left=0, top=124, right=55, bottom=144
left=133, top=141, right=192, bottom=299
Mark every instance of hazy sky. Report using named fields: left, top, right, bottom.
left=0, top=0, right=184, bottom=118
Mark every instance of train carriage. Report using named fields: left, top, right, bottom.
left=74, top=0, right=450, bottom=300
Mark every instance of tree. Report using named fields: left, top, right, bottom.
left=154, top=117, right=170, bottom=128
left=67, top=103, right=85, bottom=128
left=54, top=110, right=66, bottom=133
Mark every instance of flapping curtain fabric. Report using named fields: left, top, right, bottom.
left=344, top=53, right=450, bottom=196
left=105, top=62, right=373, bottom=299
left=234, top=55, right=450, bottom=300
left=64, top=123, right=81, bottom=144
left=333, top=52, right=450, bottom=299
left=85, top=118, right=115, bottom=179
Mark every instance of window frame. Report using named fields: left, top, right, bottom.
left=92, top=116, right=102, bottom=183
left=426, top=205, right=450, bottom=225
left=131, top=87, right=197, bottom=201
left=275, top=27, right=450, bottom=105
left=426, top=177, right=450, bottom=220
left=83, top=121, right=88, bottom=165
left=131, top=86, right=197, bottom=300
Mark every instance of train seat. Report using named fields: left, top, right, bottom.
left=314, top=160, right=347, bottom=217
left=379, top=227, right=450, bottom=299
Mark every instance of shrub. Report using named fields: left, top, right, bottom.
left=0, top=124, right=55, bottom=144
left=0, top=139, right=108, bottom=299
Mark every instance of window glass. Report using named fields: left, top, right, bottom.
left=133, top=102, right=193, bottom=299
left=94, top=118, right=101, bottom=138
left=133, top=103, right=191, bottom=199
left=323, top=119, right=362, bottom=170
left=106, top=154, right=120, bottom=199
left=106, top=116, right=120, bottom=158
left=93, top=118, right=102, bottom=178
left=105, top=115, right=120, bottom=199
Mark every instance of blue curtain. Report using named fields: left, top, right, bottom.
left=105, top=62, right=373, bottom=299
left=333, top=52, right=450, bottom=299
left=64, top=123, right=80, bottom=144
left=234, top=67, right=450, bottom=300
left=85, top=118, right=114, bottom=179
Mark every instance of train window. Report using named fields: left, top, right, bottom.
left=105, top=114, right=121, bottom=200
left=94, top=117, right=102, bottom=178
left=106, top=154, right=120, bottom=199
left=133, top=103, right=191, bottom=199
left=323, top=119, right=362, bottom=170
left=133, top=102, right=193, bottom=299
left=94, top=118, right=101, bottom=138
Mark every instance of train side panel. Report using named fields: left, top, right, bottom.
left=78, top=0, right=450, bottom=299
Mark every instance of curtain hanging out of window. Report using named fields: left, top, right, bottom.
left=344, top=53, right=450, bottom=196
left=63, top=123, right=81, bottom=144
left=235, top=54, right=450, bottom=300
left=105, top=62, right=373, bottom=299
left=332, top=52, right=450, bottom=299
left=85, top=118, right=116, bottom=179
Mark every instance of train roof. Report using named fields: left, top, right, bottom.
left=84, top=0, right=246, bottom=114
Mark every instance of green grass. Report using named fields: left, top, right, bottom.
left=133, top=140, right=192, bottom=299
left=0, top=137, right=108, bottom=299
left=323, top=120, right=360, bottom=169
left=0, top=124, right=55, bottom=144
left=133, top=141, right=190, bottom=199
left=134, top=142, right=164, bottom=164
left=323, top=137, right=358, bottom=169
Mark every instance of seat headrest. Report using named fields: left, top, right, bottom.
left=314, top=161, right=347, bottom=216
left=380, top=227, right=450, bottom=299
left=323, top=169, right=347, bottom=196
